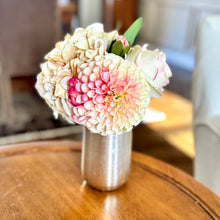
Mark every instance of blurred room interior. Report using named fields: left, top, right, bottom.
left=0, top=0, right=220, bottom=193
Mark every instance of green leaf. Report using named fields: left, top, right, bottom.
left=123, top=17, right=143, bottom=45
left=107, top=40, right=116, bottom=53
left=110, top=41, right=124, bottom=56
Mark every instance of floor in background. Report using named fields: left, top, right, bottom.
left=0, top=93, right=71, bottom=137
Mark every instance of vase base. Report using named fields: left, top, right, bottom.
left=83, top=180, right=127, bottom=192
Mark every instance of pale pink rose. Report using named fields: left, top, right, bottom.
left=126, top=45, right=172, bottom=97
left=114, top=35, right=129, bottom=49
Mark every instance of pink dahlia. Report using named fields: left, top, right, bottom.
left=67, top=54, right=150, bottom=135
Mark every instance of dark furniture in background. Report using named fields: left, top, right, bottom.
left=103, top=0, right=138, bottom=33
left=0, top=0, right=60, bottom=124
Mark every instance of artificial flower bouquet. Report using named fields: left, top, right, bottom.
left=36, top=18, right=171, bottom=135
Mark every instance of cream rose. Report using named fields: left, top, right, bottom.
left=126, top=44, right=172, bottom=97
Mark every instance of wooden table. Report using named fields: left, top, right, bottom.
left=0, top=141, right=220, bottom=219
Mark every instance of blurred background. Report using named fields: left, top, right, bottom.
left=0, top=0, right=220, bottom=175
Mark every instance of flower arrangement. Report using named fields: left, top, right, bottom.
left=36, top=18, right=171, bottom=135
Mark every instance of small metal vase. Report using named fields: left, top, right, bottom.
left=81, top=127, right=132, bottom=191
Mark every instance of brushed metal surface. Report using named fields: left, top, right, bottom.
left=81, top=127, right=132, bottom=191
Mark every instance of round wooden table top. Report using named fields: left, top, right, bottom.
left=0, top=141, right=220, bottom=220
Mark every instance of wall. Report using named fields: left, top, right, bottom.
left=78, top=0, right=103, bottom=28
left=138, top=0, right=220, bottom=71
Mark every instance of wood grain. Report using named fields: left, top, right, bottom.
left=0, top=141, right=220, bottom=219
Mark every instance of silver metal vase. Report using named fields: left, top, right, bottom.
left=81, top=127, right=132, bottom=191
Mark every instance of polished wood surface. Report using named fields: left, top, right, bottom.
left=1, top=141, right=220, bottom=219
